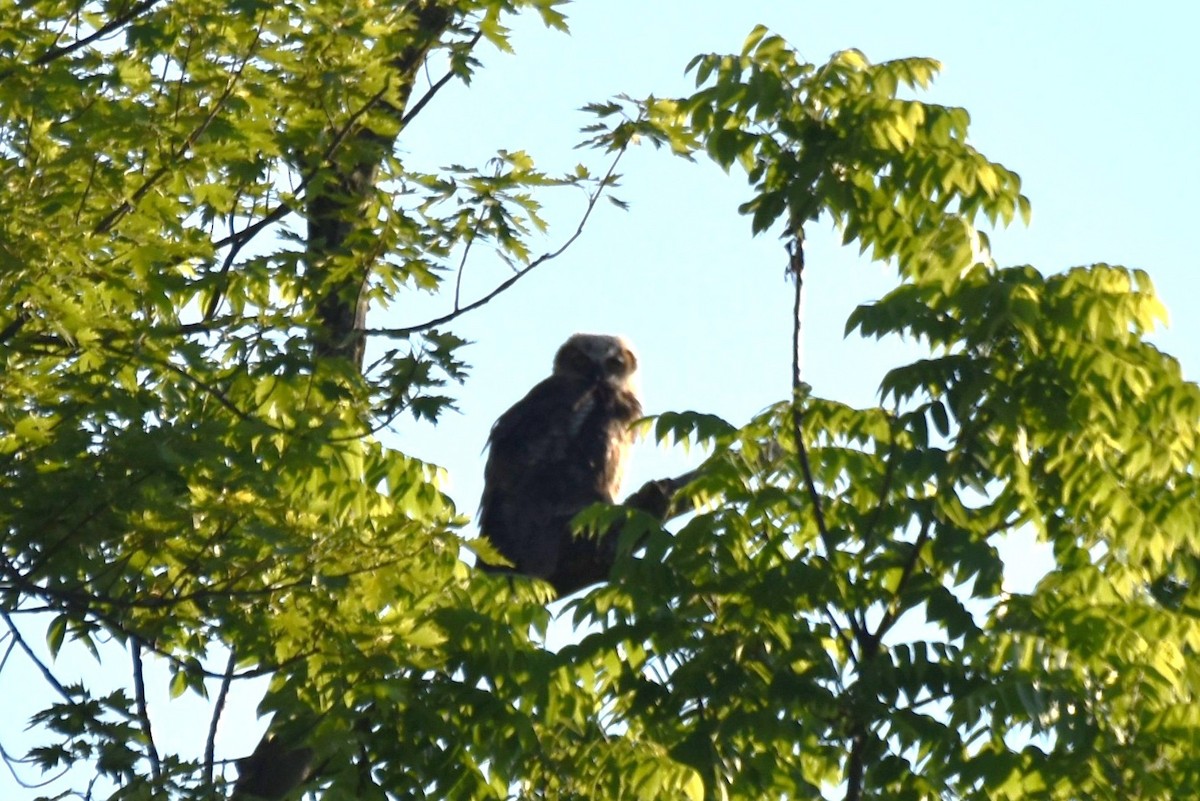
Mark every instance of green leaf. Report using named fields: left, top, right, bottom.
left=740, top=24, right=769, bottom=57
left=164, top=670, right=186, bottom=700
left=46, top=615, right=69, bottom=659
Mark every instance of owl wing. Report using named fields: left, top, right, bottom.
left=479, top=374, right=602, bottom=580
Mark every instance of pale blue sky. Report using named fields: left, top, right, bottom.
left=4, top=2, right=1198, bottom=796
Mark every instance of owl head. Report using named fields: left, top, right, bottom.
left=553, top=333, right=638, bottom=388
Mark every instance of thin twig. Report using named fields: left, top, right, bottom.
left=131, top=637, right=162, bottom=784
left=0, top=611, right=71, bottom=702
left=202, top=38, right=475, bottom=320
left=0, top=737, right=69, bottom=789
left=0, top=635, right=14, bottom=678
left=208, top=201, right=292, bottom=254
left=787, top=235, right=828, bottom=536
left=861, top=419, right=900, bottom=545
left=73, top=157, right=100, bottom=225
left=98, top=344, right=291, bottom=433
left=43, top=0, right=86, bottom=57
left=369, top=148, right=627, bottom=338
left=787, top=234, right=875, bottom=798
left=7, top=545, right=417, bottom=625
left=98, top=21, right=483, bottom=314
left=206, top=78, right=410, bottom=262
left=866, top=516, right=932, bottom=657
left=451, top=210, right=487, bottom=311
left=399, top=30, right=483, bottom=129
left=3, top=581, right=312, bottom=683
left=823, top=604, right=859, bottom=670
left=787, top=235, right=863, bottom=643
left=0, top=0, right=161, bottom=77
left=204, top=649, right=239, bottom=786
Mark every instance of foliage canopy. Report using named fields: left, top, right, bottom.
left=2, top=3, right=1198, bottom=800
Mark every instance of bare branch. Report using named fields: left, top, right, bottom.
left=131, top=638, right=162, bottom=784
left=0, top=634, right=13, bottom=675
left=0, top=737, right=68, bottom=790
left=43, top=0, right=87, bottom=59
left=452, top=212, right=487, bottom=311
left=208, top=201, right=294, bottom=254
left=399, top=30, right=483, bottom=129
left=786, top=235, right=864, bottom=645
left=206, top=27, right=482, bottom=263
left=845, top=725, right=868, bottom=801
left=368, top=148, right=627, bottom=339
left=862, top=421, right=900, bottom=544
left=201, top=76, right=403, bottom=322
left=4, top=542, right=422, bottom=638
left=0, top=611, right=71, bottom=702
left=866, top=516, right=932, bottom=655
left=822, top=604, right=859, bottom=670
left=787, top=235, right=829, bottom=538
left=204, top=649, right=239, bottom=786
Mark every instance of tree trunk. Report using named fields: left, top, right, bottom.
left=304, top=0, right=453, bottom=370
left=232, top=4, right=454, bottom=798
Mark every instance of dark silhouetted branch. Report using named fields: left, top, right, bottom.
left=787, top=234, right=865, bottom=647
left=0, top=612, right=71, bottom=702
left=367, top=147, right=626, bottom=340
left=204, top=650, right=238, bottom=786
left=131, top=638, right=162, bottom=784
left=0, top=0, right=161, bottom=80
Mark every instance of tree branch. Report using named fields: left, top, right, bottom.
left=787, top=234, right=864, bottom=644
left=865, top=517, right=932, bottom=658
left=131, top=637, right=162, bottom=784
left=451, top=209, right=487, bottom=311
left=0, top=737, right=68, bottom=790
left=2, top=575, right=313, bottom=683
left=862, top=419, right=900, bottom=544
left=203, top=27, right=483, bottom=316
left=0, top=611, right=71, bottom=702
left=787, top=235, right=829, bottom=538
left=368, top=147, right=626, bottom=339
left=0, top=311, right=28, bottom=346
left=845, top=725, right=868, bottom=801
left=0, top=0, right=162, bottom=79
left=399, top=30, right=483, bottom=129
left=204, top=649, right=238, bottom=786
left=203, top=73, right=399, bottom=321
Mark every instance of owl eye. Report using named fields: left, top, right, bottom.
left=604, top=355, right=625, bottom=373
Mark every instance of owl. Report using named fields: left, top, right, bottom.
left=478, top=333, right=642, bottom=594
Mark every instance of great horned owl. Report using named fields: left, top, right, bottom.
left=478, top=333, right=642, bottom=594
